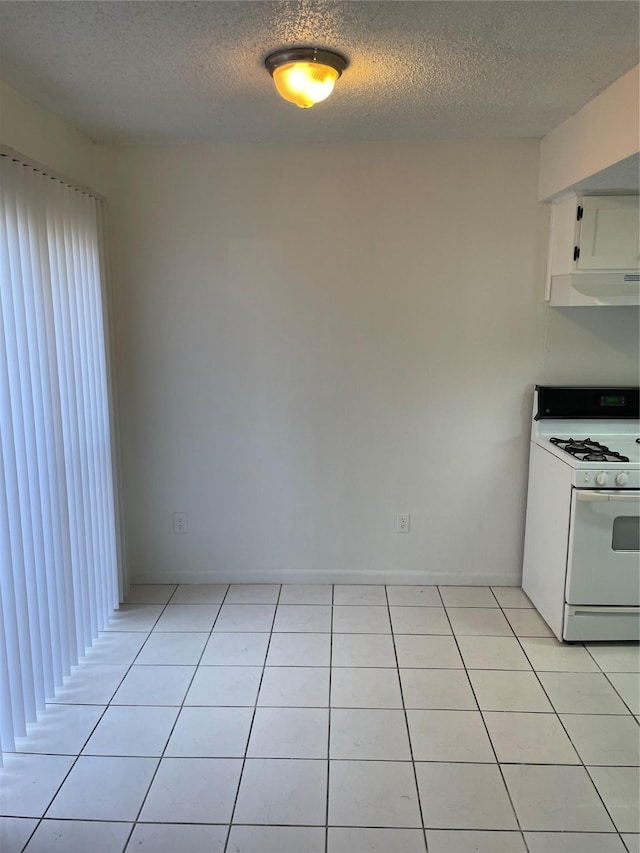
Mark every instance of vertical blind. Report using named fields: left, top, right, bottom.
left=0, top=153, right=120, bottom=762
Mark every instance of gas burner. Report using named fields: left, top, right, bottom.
left=550, top=437, right=630, bottom=463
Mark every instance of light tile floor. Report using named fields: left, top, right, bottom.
left=1, top=584, right=639, bottom=853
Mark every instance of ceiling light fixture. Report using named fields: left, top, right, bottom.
left=264, top=47, right=348, bottom=109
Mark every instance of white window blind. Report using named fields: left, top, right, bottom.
left=0, top=153, right=121, bottom=762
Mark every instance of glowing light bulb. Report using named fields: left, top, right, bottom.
left=273, top=61, right=339, bottom=108
left=265, top=48, right=347, bottom=109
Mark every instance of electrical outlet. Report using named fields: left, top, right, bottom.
left=173, top=512, right=188, bottom=534
left=396, top=513, right=410, bottom=533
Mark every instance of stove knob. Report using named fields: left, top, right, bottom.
left=616, top=472, right=628, bottom=486
left=596, top=472, right=608, bottom=486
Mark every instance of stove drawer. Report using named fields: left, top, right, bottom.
left=566, top=489, right=640, bottom=606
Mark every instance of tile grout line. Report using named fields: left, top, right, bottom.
left=222, top=585, right=282, bottom=853
left=122, top=583, right=231, bottom=853
left=439, top=586, right=530, bottom=853
left=325, top=585, right=334, bottom=853
left=17, top=588, right=180, bottom=853
left=383, top=584, right=429, bottom=848
left=509, top=613, right=627, bottom=843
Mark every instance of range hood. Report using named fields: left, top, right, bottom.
left=549, top=272, right=640, bottom=307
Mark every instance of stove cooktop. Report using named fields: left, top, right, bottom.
left=549, top=437, right=634, bottom=463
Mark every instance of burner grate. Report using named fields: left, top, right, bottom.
left=550, top=437, right=630, bottom=463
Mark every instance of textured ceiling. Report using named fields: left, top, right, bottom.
left=0, top=1, right=638, bottom=144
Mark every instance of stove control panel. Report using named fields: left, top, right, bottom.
left=576, top=470, right=639, bottom=489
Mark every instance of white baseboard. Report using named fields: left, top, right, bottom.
left=130, top=568, right=523, bottom=587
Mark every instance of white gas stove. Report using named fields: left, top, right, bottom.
left=522, top=386, right=640, bottom=642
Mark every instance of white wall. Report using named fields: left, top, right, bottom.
left=539, top=65, right=640, bottom=201
left=0, top=81, right=101, bottom=191
left=2, top=80, right=637, bottom=587
left=99, top=140, right=558, bottom=586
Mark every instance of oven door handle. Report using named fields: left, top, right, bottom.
left=577, top=490, right=639, bottom=502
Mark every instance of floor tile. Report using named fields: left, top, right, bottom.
left=332, top=633, right=396, bottom=667
left=152, top=604, right=220, bottom=632
left=111, top=664, right=195, bottom=705
left=272, top=605, right=332, bottom=633
left=201, top=632, right=270, bottom=666
left=457, top=636, right=531, bottom=670
left=328, top=760, right=421, bottom=827
left=394, top=635, right=463, bottom=668
left=140, top=757, right=242, bottom=823
left=408, top=709, right=495, bottom=762
left=447, top=608, right=513, bottom=636
left=225, top=584, right=281, bottom=604
left=587, top=766, right=640, bottom=833
left=258, top=667, right=330, bottom=707
left=328, top=827, right=426, bottom=852
left=15, top=704, right=105, bottom=755
left=266, top=632, right=331, bottom=666
left=0, top=818, right=38, bottom=853
left=560, top=714, right=640, bottom=765
left=0, top=753, right=74, bottom=818
left=400, top=668, right=477, bottom=709
left=330, top=708, right=411, bottom=759
left=213, top=604, right=276, bottom=632
left=165, top=706, right=253, bottom=757
left=24, top=819, right=131, bottom=853
left=524, top=832, right=626, bottom=853
left=439, top=586, right=498, bottom=608
left=608, top=672, right=640, bottom=713
left=105, top=604, right=163, bottom=632
left=331, top=667, right=402, bottom=708
left=332, top=605, right=391, bottom=634
left=416, top=762, right=517, bottom=829
left=247, top=707, right=329, bottom=758
left=520, top=638, right=598, bottom=672
left=623, top=835, right=640, bottom=853
left=491, top=587, right=533, bottom=609
left=228, top=825, right=325, bottom=853
left=538, top=671, right=631, bottom=714
left=82, top=706, right=178, bottom=756
left=46, top=755, right=157, bottom=821
left=483, top=711, right=580, bottom=764
left=80, top=632, right=147, bottom=665
left=386, top=585, right=442, bottom=607
left=333, top=584, right=387, bottom=605
left=468, top=670, right=553, bottom=712
left=234, top=758, right=327, bottom=825
left=586, top=644, right=640, bottom=673
left=426, top=829, right=526, bottom=853
left=502, top=764, right=615, bottom=831
left=135, top=632, right=208, bottom=665
left=389, top=606, right=451, bottom=634
left=503, top=608, right=554, bottom=637
left=169, top=583, right=229, bottom=604
left=279, top=584, right=333, bottom=605
left=125, top=584, right=176, bottom=604
left=185, top=666, right=262, bottom=706
left=49, top=664, right=129, bottom=705
left=126, top=823, right=227, bottom=852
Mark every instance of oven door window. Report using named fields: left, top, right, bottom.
left=566, top=490, right=640, bottom=606
left=612, top=516, right=640, bottom=551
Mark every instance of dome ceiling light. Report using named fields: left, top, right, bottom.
left=264, top=47, right=348, bottom=109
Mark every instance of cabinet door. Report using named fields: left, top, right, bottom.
left=577, top=195, right=639, bottom=270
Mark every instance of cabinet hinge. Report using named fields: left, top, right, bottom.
left=573, top=246, right=580, bottom=261
left=576, top=205, right=583, bottom=221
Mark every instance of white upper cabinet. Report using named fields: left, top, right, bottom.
left=546, top=194, right=640, bottom=306
left=576, top=195, right=639, bottom=271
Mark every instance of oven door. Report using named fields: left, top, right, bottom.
left=566, top=489, right=640, bottom=606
